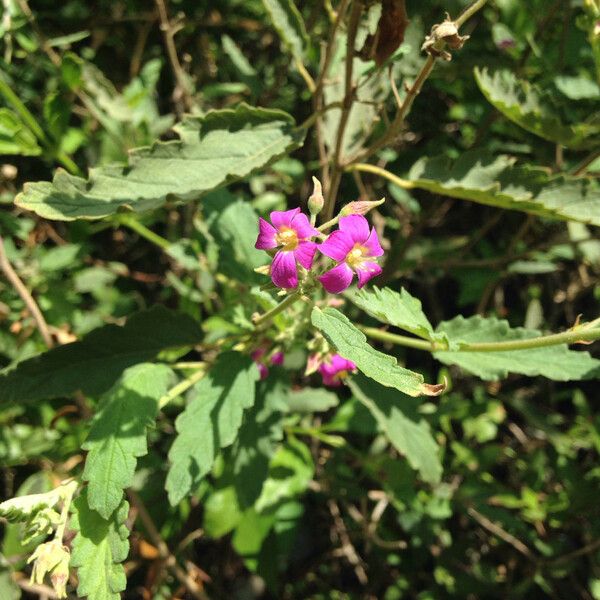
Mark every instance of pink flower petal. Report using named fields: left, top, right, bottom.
left=319, top=262, right=354, bottom=294
left=293, top=241, right=317, bottom=270
left=356, top=261, right=382, bottom=288
left=330, top=354, right=357, bottom=373
left=338, top=214, right=370, bottom=243
left=290, top=211, right=319, bottom=240
left=251, top=348, right=266, bottom=362
left=270, top=208, right=300, bottom=229
left=363, top=228, right=384, bottom=258
left=318, top=230, right=354, bottom=261
left=270, top=351, right=284, bottom=365
left=271, top=250, right=298, bottom=289
left=258, top=363, right=269, bottom=380
left=255, top=218, right=278, bottom=249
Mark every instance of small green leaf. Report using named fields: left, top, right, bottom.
left=15, top=104, right=305, bottom=220
left=0, top=108, right=42, bottom=156
left=70, top=491, right=129, bottom=600
left=434, top=315, right=600, bottom=381
left=311, top=307, right=442, bottom=397
left=348, top=286, right=436, bottom=341
left=166, top=352, right=260, bottom=505
left=285, top=387, right=339, bottom=413
left=82, top=364, right=175, bottom=519
left=349, top=375, right=442, bottom=484
left=0, top=306, right=202, bottom=404
left=408, top=151, right=600, bottom=226
left=474, top=68, right=600, bottom=150
left=261, top=0, right=308, bottom=61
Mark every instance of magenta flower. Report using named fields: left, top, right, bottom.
left=255, top=208, right=319, bottom=289
left=318, top=215, right=384, bottom=293
left=319, top=354, right=357, bottom=387
left=251, top=348, right=285, bottom=380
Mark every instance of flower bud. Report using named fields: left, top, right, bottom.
left=28, top=540, right=71, bottom=598
left=340, top=197, right=385, bottom=217
left=308, top=177, right=324, bottom=217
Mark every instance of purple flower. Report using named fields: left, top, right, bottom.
left=318, top=215, right=384, bottom=293
left=255, top=208, right=319, bottom=289
left=251, top=348, right=285, bottom=380
left=319, top=354, right=357, bottom=387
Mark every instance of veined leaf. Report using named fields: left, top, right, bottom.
left=349, top=375, right=442, bottom=484
left=261, top=0, right=308, bottom=61
left=0, top=306, right=202, bottom=404
left=474, top=68, right=600, bottom=150
left=0, top=108, right=41, bottom=156
left=15, top=104, right=305, bottom=220
left=434, top=315, right=600, bottom=381
left=232, top=377, right=286, bottom=508
left=166, top=352, right=260, bottom=506
left=70, top=491, right=129, bottom=600
left=82, top=364, right=175, bottom=519
left=408, top=151, right=600, bottom=226
left=311, top=307, right=443, bottom=397
left=348, top=286, right=437, bottom=341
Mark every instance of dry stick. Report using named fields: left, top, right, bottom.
left=154, top=0, right=193, bottom=111
left=322, top=0, right=363, bottom=223
left=467, top=507, right=534, bottom=560
left=127, top=490, right=209, bottom=600
left=0, top=235, right=54, bottom=348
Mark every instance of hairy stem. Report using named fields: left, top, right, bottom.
left=361, top=323, right=600, bottom=352
left=253, top=290, right=302, bottom=328
left=118, top=215, right=171, bottom=250
left=159, top=368, right=205, bottom=409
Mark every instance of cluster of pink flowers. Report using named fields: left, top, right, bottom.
left=255, top=208, right=383, bottom=294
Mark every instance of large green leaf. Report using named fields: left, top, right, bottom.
left=70, top=491, right=129, bottom=600
left=348, top=286, right=436, bottom=341
left=15, top=104, right=305, bottom=220
left=261, top=0, right=308, bottom=61
left=474, top=67, right=600, bottom=150
left=0, top=306, right=201, bottom=404
left=0, top=108, right=41, bottom=156
left=231, top=377, right=286, bottom=508
left=82, top=364, right=175, bottom=519
left=166, top=352, right=260, bottom=505
left=311, top=307, right=443, bottom=397
left=408, top=151, right=600, bottom=226
left=434, top=315, right=600, bottom=381
left=349, top=375, right=442, bottom=484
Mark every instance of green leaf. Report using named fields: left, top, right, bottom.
left=232, top=378, right=286, bottom=508
left=15, top=104, right=305, bottom=220
left=408, top=151, right=600, bottom=226
left=70, top=491, right=129, bottom=600
left=349, top=375, right=442, bottom=484
left=311, top=307, right=443, bottom=397
left=0, top=108, right=41, bottom=156
left=348, top=286, right=436, bottom=341
left=474, top=68, right=600, bottom=150
left=0, top=306, right=202, bottom=404
left=261, top=0, right=308, bottom=61
left=285, top=387, right=339, bottom=412
left=434, top=315, right=600, bottom=381
left=166, top=352, right=260, bottom=505
left=82, top=364, right=175, bottom=519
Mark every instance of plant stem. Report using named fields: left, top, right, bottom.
left=0, top=235, right=54, bottom=348
left=361, top=323, right=600, bottom=353
left=253, top=291, right=302, bottom=328
left=345, top=163, right=415, bottom=189
left=295, top=58, right=316, bottom=92
left=571, top=149, right=600, bottom=176
left=159, top=368, right=205, bottom=409
left=118, top=214, right=170, bottom=250
left=455, top=0, right=488, bottom=27
left=322, top=0, right=363, bottom=223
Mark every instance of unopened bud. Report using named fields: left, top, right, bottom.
left=308, top=177, right=324, bottom=217
left=340, top=197, right=385, bottom=217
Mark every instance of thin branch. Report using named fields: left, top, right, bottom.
left=322, top=0, right=363, bottom=223
left=128, top=491, right=209, bottom=600
left=571, top=149, right=600, bottom=176
left=0, top=235, right=54, bottom=348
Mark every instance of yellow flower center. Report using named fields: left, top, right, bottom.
left=346, top=244, right=367, bottom=268
left=276, top=227, right=299, bottom=251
